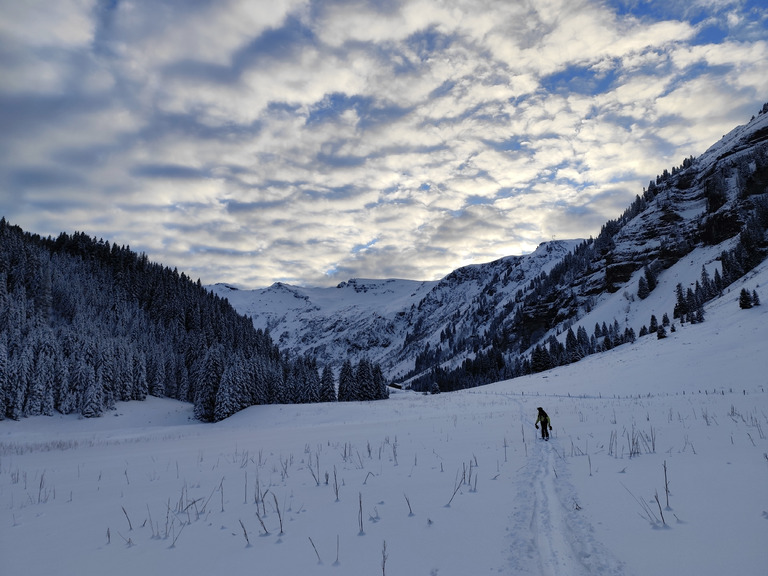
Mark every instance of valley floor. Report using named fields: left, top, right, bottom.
left=1, top=382, right=765, bottom=576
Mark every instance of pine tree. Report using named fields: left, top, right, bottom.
left=752, top=290, right=761, bottom=306
left=215, top=362, right=242, bottom=421
left=373, top=363, right=388, bottom=399
left=686, top=288, right=698, bottom=323
left=674, top=283, right=687, bottom=321
left=177, top=362, right=191, bottom=403
left=25, top=342, right=45, bottom=417
left=739, top=288, right=753, bottom=309
left=565, top=327, right=581, bottom=363
left=99, top=349, right=117, bottom=411
left=649, top=315, right=658, bottom=333
left=77, top=359, right=102, bottom=418
left=644, top=265, right=657, bottom=292
left=33, top=258, right=53, bottom=324
left=0, top=336, right=7, bottom=420
left=713, top=268, right=723, bottom=295
left=337, top=359, right=355, bottom=402
left=146, top=350, right=165, bottom=398
left=162, top=354, right=179, bottom=400
left=285, top=361, right=303, bottom=403
left=530, top=344, right=551, bottom=373
left=32, top=344, right=56, bottom=416
left=303, top=358, right=321, bottom=404
left=132, top=350, right=148, bottom=401
left=577, top=325, right=591, bottom=357
left=637, top=276, right=649, bottom=299
left=247, top=357, right=268, bottom=406
left=355, top=358, right=376, bottom=401
left=58, top=358, right=77, bottom=415
left=8, top=345, right=33, bottom=420
left=319, top=365, right=337, bottom=402
left=265, top=369, right=283, bottom=404
left=194, top=344, right=224, bottom=421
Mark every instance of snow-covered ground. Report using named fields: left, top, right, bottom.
left=2, top=263, right=767, bottom=575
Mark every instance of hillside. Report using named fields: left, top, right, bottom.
left=0, top=224, right=386, bottom=423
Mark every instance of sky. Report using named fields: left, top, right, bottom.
left=1, top=0, right=767, bottom=288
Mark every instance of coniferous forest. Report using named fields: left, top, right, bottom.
left=0, top=219, right=388, bottom=422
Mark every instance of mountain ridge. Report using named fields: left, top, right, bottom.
left=211, top=239, right=580, bottom=379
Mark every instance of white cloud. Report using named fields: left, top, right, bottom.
left=0, top=0, right=95, bottom=48
left=1, top=0, right=765, bottom=287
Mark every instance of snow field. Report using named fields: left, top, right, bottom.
left=536, top=391, right=766, bottom=576
left=1, top=393, right=536, bottom=575
left=2, top=380, right=765, bottom=576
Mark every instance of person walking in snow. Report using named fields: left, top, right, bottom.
left=535, top=407, right=552, bottom=440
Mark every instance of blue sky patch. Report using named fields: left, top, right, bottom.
left=352, top=238, right=378, bottom=254
left=541, top=64, right=619, bottom=96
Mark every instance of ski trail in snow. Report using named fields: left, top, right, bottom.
left=530, top=440, right=589, bottom=576
left=505, top=399, right=628, bottom=576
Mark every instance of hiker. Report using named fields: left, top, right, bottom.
left=535, top=407, right=552, bottom=440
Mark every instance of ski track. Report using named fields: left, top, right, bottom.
left=505, top=401, right=629, bottom=576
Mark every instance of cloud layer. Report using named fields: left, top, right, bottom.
left=1, top=0, right=766, bottom=287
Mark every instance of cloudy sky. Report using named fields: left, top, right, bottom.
left=1, top=0, right=766, bottom=287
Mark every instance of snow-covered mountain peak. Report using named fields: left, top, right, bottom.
left=210, top=239, right=579, bottom=376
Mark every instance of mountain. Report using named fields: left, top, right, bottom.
left=211, top=239, right=577, bottom=378
left=215, top=103, right=768, bottom=389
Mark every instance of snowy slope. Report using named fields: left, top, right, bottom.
left=2, top=255, right=766, bottom=576
left=210, top=239, right=580, bottom=376
left=212, top=277, right=436, bottom=365
left=547, top=240, right=732, bottom=351
left=697, top=106, right=768, bottom=167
